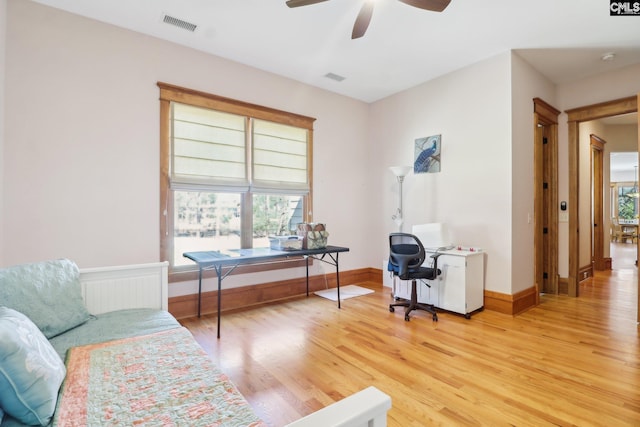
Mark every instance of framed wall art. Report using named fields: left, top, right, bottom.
left=414, top=134, right=441, bottom=173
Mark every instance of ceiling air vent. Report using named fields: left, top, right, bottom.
left=162, top=14, right=197, bottom=32
left=324, top=72, right=346, bottom=82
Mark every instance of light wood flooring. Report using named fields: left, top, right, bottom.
left=180, top=251, right=639, bottom=426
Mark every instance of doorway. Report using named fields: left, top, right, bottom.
left=590, top=134, right=605, bottom=271
left=609, top=151, right=639, bottom=269
left=565, top=94, right=639, bottom=322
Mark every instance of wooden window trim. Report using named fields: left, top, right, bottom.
left=158, top=82, right=316, bottom=283
left=158, top=82, right=315, bottom=129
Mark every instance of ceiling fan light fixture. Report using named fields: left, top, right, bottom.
left=288, top=0, right=451, bottom=39
left=352, top=0, right=375, bottom=39
left=399, top=0, right=451, bottom=12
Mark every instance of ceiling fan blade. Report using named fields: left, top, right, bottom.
left=352, top=1, right=374, bottom=39
left=286, top=0, right=330, bottom=8
left=398, top=0, right=451, bottom=12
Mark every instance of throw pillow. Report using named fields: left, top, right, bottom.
left=0, top=307, right=66, bottom=426
left=0, top=259, right=91, bottom=338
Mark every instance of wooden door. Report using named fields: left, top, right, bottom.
left=590, top=135, right=605, bottom=270
left=534, top=99, right=560, bottom=296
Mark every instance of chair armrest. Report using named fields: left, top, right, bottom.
left=429, top=252, right=443, bottom=270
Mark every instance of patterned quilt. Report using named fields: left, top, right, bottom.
left=52, top=327, right=266, bottom=426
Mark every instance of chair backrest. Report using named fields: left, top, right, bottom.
left=388, top=233, right=426, bottom=278
left=612, top=218, right=623, bottom=233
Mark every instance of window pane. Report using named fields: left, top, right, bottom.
left=161, top=86, right=314, bottom=273
left=252, top=194, right=304, bottom=248
left=173, top=191, right=241, bottom=266
left=618, top=185, right=638, bottom=220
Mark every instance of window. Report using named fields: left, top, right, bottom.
left=158, top=83, right=315, bottom=277
left=617, top=183, right=638, bottom=220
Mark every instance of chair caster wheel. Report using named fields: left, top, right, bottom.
left=389, top=306, right=395, bottom=313
left=404, top=314, right=410, bottom=321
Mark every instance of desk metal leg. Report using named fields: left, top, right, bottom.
left=215, top=265, right=223, bottom=339
left=312, top=251, right=343, bottom=309
left=197, top=266, right=202, bottom=317
left=306, top=256, right=310, bottom=296
left=335, top=253, right=341, bottom=309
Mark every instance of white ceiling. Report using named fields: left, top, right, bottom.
left=29, top=0, right=640, bottom=103
left=601, top=113, right=637, bottom=126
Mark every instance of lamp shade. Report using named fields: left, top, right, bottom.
left=389, top=166, right=412, bottom=177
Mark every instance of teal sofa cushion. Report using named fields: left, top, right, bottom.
left=0, top=259, right=90, bottom=338
left=0, top=307, right=66, bottom=426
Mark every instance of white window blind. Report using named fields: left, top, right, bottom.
left=252, top=119, right=309, bottom=194
left=171, top=103, right=248, bottom=191
left=170, top=102, right=309, bottom=195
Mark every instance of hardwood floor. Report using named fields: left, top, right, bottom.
left=180, top=259, right=640, bottom=426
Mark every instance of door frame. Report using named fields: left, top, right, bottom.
left=590, top=134, right=606, bottom=271
left=565, top=95, right=638, bottom=300
left=533, top=98, right=560, bottom=299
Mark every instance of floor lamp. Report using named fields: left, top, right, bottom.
left=388, top=165, right=411, bottom=299
left=389, top=166, right=412, bottom=232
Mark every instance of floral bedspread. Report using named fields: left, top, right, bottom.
left=53, top=327, right=266, bottom=426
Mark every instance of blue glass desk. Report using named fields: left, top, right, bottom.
left=183, top=245, right=349, bottom=338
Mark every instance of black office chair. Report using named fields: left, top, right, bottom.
left=388, top=233, right=442, bottom=321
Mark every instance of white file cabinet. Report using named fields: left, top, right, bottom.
left=393, top=248, right=485, bottom=318
left=394, top=276, right=439, bottom=306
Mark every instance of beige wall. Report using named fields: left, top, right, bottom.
left=578, top=120, right=606, bottom=269
left=510, top=52, right=557, bottom=293
left=0, top=0, right=6, bottom=265
left=3, top=0, right=640, bottom=298
left=367, top=51, right=558, bottom=296
left=3, top=0, right=370, bottom=297
left=369, top=52, right=514, bottom=294
left=606, top=124, right=638, bottom=159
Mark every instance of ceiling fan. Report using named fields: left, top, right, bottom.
left=286, top=0, right=451, bottom=39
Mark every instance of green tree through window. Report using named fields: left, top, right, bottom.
left=618, top=186, right=638, bottom=220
